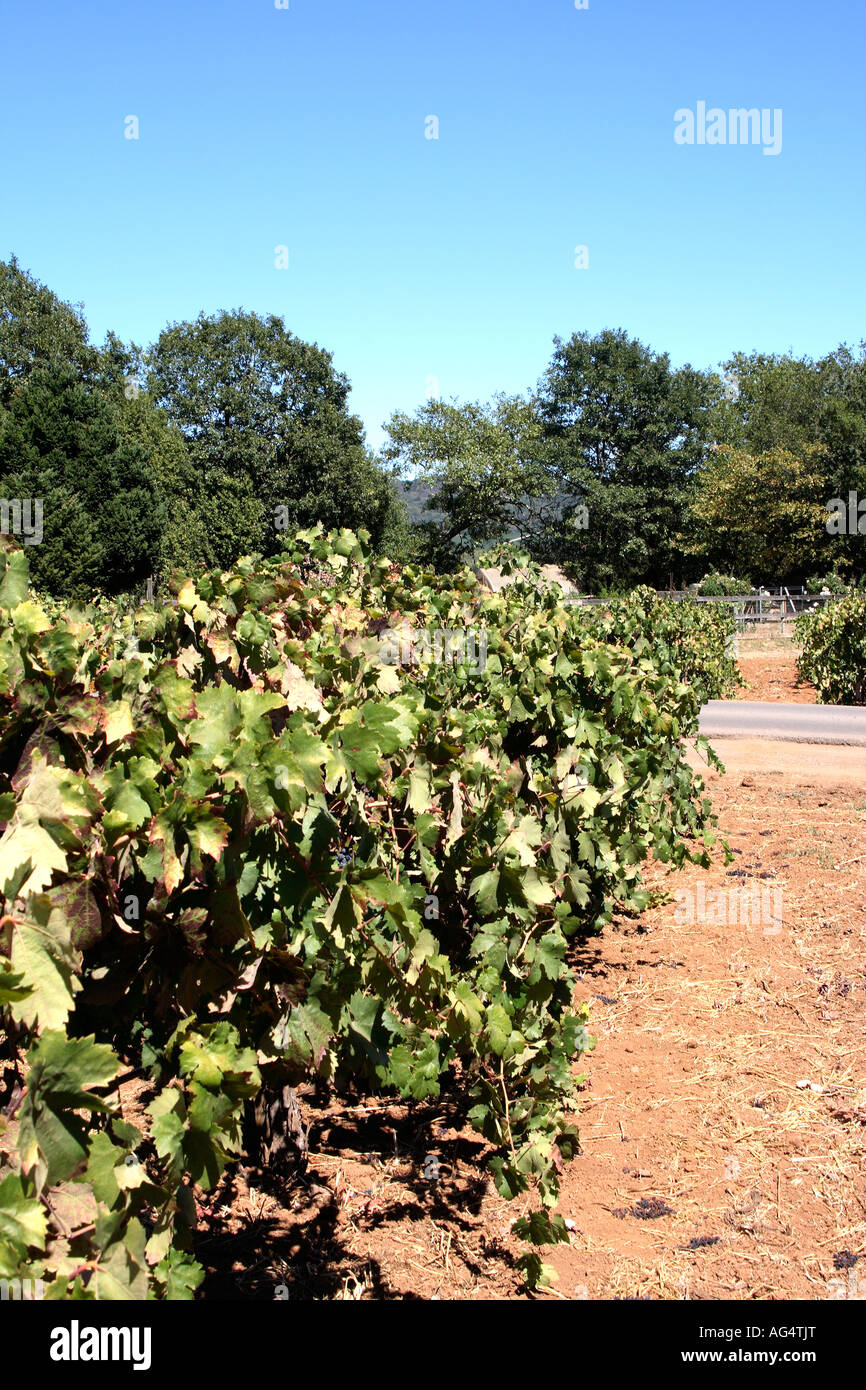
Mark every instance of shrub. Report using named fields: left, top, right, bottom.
left=805, top=571, right=849, bottom=595
left=697, top=572, right=752, bottom=597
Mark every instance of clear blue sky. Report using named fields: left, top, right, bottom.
left=2, top=0, right=863, bottom=451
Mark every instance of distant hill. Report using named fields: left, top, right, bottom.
left=398, top=480, right=448, bottom=526
left=397, top=479, right=583, bottom=543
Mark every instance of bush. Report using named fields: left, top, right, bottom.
left=697, top=572, right=752, bottom=597
left=0, top=530, right=726, bottom=1296
left=805, top=571, right=848, bottom=595
left=796, top=592, right=866, bottom=704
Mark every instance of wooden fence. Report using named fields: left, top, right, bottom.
left=566, top=588, right=840, bottom=634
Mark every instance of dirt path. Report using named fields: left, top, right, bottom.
left=690, top=739, right=866, bottom=784
left=733, top=635, right=816, bottom=704
left=736, top=658, right=816, bottom=703
left=548, top=742, right=866, bottom=1300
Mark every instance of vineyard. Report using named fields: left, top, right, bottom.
left=796, top=593, right=866, bottom=705
left=0, top=529, right=742, bottom=1297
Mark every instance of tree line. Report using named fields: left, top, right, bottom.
left=1, top=255, right=863, bottom=598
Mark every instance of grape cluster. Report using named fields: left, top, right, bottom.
left=613, top=1197, right=676, bottom=1220
left=833, top=1250, right=861, bottom=1270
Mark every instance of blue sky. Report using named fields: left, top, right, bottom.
left=2, top=0, right=864, bottom=451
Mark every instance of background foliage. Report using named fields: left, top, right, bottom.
left=2, top=258, right=865, bottom=597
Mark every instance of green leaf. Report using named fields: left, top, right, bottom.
left=512, top=1210, right=571, bottom=1245
left=46, top=879, right=106, bottom=952
left=407, top=761, right=432, bottom=815
left=444, top=769, right=463, bottom=849
left=274, top=1000, right=332, bottom=1070
left=91, top=1217, right=150, bottom=1300
left=452, top=981, right=484, bottom=1036
left=382, top=1038, right=440, bottom=1099
left=487, top=1155, right=526, bottom=1201
left=10, top=894, right=79, bottom=1030
left=185, top=806, right=230, bottom=864
left=530, top=930, right=567, bottom=980
left=469, top=868, right=500, bottom=917
left=0, top=819, right=67, bottom=898
left=150, top=1111, right=185, bottom=1176
left=0, top=1172, right=48, bottom=1262
left=485, top=1002, right=512, bottom=1055
left=157, top=1248, right=206, bottom=1301
left=520, top=869, right=556, bottom=907
left=348, top=991, right=380, bottom=1043
left=339, top=721, right=382, bottom=783
left=85, top=1132, right=123, bottom=1208
left=176, top=1023, right=259, bottom=1091
left=501, top=814, right=542, bottom=866
left=516, top=1251, right=559, bottom=1289
left=0, top=550, right=30, bottom=609
left=0, top=959, right=32, bottom=1007
left=102, top=778, right=152, bottom=834
left=18, top=1032, right=119, bottom=1187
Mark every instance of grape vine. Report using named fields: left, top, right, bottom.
left=0, top=528, right=736, bottom=1296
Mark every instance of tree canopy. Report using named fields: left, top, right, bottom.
left=383, top=394, right=560, bottom=567
left=0, top=256, right=98, bottom=410
left=0, top=360, right=164, bottom=597
left=148, top=310, right=405, bottom=569
left=2, top=255, right=864, bottom=594
left=683, top=443, right=829, bottom=584
left=0, top=267, right=411, bottom=592
left=536, top=329, right=714, bottom=589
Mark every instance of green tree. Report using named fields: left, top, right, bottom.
left=815, top=342, right=866, bottom=511
left=383, top=394, right=557, bottom=568
left=710, top=345, right=866, bottom=485
left=682, top=443, right=828, bottom=584
left=95, top=331, right=215, bottom=581
left=709, top=344, right=866, bottom=581
left=537, top=329, right=713, bottom=589
left=148, top=310, right=403, bottom=568
left=0, top=256, right=98, bottom=410
left=0, top=361, right=164, bottom=598
left=115, top=392, right=212, bottom=582
left=709, top=351, right=824, bottom=455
